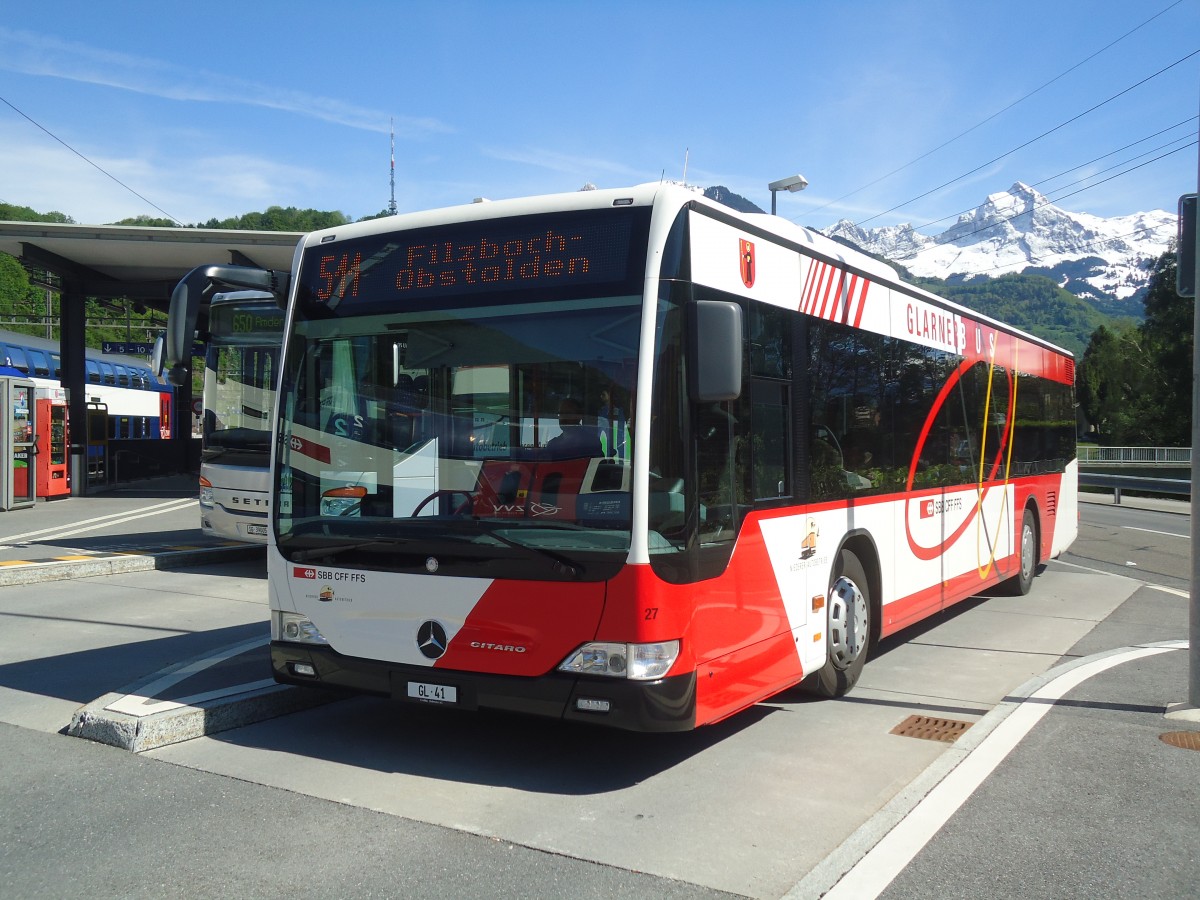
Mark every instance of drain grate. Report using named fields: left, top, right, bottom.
left=1160, top=731, right=1200, bottom=751
left=891, top=714, right=974, bottom=743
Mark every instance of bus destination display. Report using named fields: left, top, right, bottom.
left=301, top=209, right=642, bottom=308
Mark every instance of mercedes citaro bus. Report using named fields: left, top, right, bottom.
left=173, top=182, right=1077, bottom=731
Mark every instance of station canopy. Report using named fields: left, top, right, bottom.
left=0, top=220, right=302, bottom=310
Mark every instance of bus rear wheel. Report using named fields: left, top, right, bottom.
left=1001, top=508, right=1038, bottom=596
left=811, top=549, right=872, bottom=697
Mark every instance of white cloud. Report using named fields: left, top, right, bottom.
left=0, top=134, right=333, bottom=224
left=0, top=26, right=450, bottom=137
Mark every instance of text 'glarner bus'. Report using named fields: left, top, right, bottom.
left=191, top=182, right=1077, bottom=731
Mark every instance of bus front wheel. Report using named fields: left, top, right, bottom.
left=811, top=549, right=872, bottom=698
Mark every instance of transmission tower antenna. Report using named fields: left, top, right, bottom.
left=388, top=118, right=398, bottom=216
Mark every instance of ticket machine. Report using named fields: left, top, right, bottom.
left=1, top=376, right=37, bottom=511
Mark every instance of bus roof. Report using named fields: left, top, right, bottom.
left=300, top=182, right=1072, bottom=359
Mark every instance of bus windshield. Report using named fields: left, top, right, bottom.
left=203, top=298, right=283, bottom=458
left=275, top=295, right=640, bottom=579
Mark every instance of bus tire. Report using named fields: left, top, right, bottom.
left=1002, top=507, right=1038, bottom=596
left=812, top=549, right=872, bottom=698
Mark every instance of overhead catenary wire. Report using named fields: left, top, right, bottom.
left=851, top=47, right=1200, bottom=229
left=0, top=93, right=183, bottom=226
left=1028, top=115, right=1198, bottom=193
left=907, top=123, right=1198, bottom=235
left=909, top=140, right=1197, bottom=277
left=796, top=0, right=1190, bottom=222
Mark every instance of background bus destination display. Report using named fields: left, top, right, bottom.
left=302, top=209, right=643, bottom=308
left=208, top=303, right=285, bottom=337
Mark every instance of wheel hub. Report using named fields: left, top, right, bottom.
left=828, top=576, right=868, bottom=669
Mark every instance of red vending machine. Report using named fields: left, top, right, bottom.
left=35, top=385, right=70, bottom=498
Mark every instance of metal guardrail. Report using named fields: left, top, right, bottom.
left=1077, top=446, right=1192, bottom=466
left=1078, top=472, right=1191, bottom=504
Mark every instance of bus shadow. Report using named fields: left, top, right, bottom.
left=209, top=694, right=773, bottom=794
left=865, top=570, right=1045, bottom=663
left=764, top=578, right=1043, bottom=716
left=19, top=529, right=215, bottom=553
left=0, top=622, right=267, bottom=707
left=199, top=575, right=1043, bottom=791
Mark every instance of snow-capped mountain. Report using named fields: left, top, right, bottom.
left=823, top=183, right=1176, bottom=303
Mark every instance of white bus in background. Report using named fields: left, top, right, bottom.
left=196, top=291, right=285, bottom=542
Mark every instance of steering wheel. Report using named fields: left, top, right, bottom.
left=411, top=489, right=476, bottom=518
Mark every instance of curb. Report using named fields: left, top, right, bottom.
left=66, top=682, right=341, bottom=752
left=64, top=635, right=342, bottom=753
left=0, top=543, right=264, bottom=586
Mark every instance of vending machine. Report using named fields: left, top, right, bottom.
left=35, top=385, right=70, bottom=499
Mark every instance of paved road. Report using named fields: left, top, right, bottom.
left=0, top=484, right=1195, bottom=898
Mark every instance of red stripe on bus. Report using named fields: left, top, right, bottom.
left=800, top=258, right=819, bottom=313
left=852, top=277, right=870, bottom=328
left=840, top=274, right=859, bottom=323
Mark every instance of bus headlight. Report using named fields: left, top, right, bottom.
left=558, top=640, right=679, bottom=680
left=274, top=611, right=329, bottom=645
left=198, top=476, right=214, bottom=508
left=320, top=485, right=366, bottom=517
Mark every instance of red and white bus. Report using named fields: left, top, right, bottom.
left=210, top=182, right=1077, bottom=731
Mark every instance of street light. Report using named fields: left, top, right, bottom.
left=768, top=174, right=808, bottom=215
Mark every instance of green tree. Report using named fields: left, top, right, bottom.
left=1077, top=249, right=1192, bottom=445
left=198, top=206, right=350, bottom=231
left=109, top=215, right=181, bottom=227
left=1077, top=323, right=1141, bottom=442
left=0, top=253, right=47, bottom=324
left=912, top=272, right=1125, bottom=358
left=1136, top=251, right=1192, bottom=445
left=0, top=202, right=76, bottom=223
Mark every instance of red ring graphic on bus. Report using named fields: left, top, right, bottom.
left=903, top=356, right=1016, bottom=561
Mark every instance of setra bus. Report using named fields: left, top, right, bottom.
left=187, top=182, right=1078, bottom=731
left=196, top=291, right=283, bottom=542
left=164, top=277, right=286, bottom=544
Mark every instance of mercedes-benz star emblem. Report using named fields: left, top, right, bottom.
left=416, top=620, right=449, bottom=659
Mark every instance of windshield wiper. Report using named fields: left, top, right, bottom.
left=479, top=529, right=585, bottom=579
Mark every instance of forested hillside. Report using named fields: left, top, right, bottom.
left=821, top=229, right=1127, bottom=357
left=911, top=273, right=1133, bottom=358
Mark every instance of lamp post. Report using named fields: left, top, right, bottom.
left=768, top=174, right=808, bottom=215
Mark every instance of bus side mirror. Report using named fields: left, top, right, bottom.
left=150, top=334, right=165, bottom=377
left=690, top=300, right=743, bottom=402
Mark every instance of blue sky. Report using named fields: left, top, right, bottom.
left=1, top=0, right=1197, bottom=232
